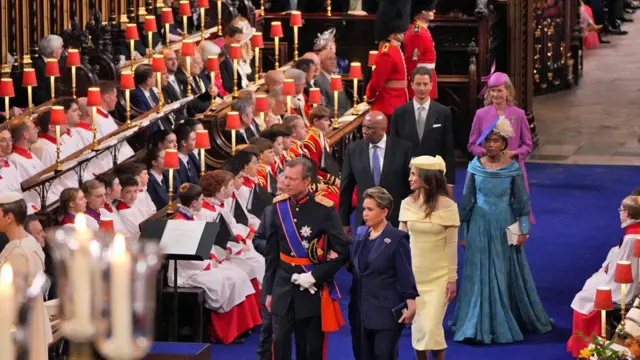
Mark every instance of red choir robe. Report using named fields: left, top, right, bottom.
left=365, top=40, right=409, bottom=117
left=404, top=21, right=438, bottom=99
left=170, top=207, right=261, bottom=344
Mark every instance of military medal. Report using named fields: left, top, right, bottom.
left=300, top=225, right=312, bottom=249
left=412, top=48, right=419, bottom=61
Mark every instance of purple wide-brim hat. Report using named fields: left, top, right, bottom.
left=478, top=62, right=511, bottom=98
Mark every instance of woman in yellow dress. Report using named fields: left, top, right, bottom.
left=399, top=156, right=459, bottom=360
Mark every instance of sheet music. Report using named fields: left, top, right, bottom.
left=159, top=220, right=207, bottom=255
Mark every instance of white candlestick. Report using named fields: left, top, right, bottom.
left=110, top=234, right=132, bottom=351
left=70, top=213, right=93, bottom=337
left=0, top=265, right=15, bottom=360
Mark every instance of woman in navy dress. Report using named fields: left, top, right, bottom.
left=348, top=187, right=419, bottom=360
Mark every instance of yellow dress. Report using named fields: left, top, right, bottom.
left=399, top=196, right=460, bottom=351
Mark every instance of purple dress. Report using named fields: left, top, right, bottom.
left=467, top=104, right=535, bottom=222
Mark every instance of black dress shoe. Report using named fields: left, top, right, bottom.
left=598, top=33, right=611, bottom=43
left=618, top=16, right=634, bottom=22
left=624, top=8, right=637, bottom=14
left=606, top=24, right=629, bottom=35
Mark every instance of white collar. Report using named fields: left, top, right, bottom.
left=413, top=98, right=431, bottom=112
left=178, top=151, right=189, bottom=163
left=178, top=205, right=198, bottom=217
left=369, top=134, right=387, bottom=150
left=150, top=169, right=163, bottom=183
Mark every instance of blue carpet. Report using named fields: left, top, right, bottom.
left=192, top=163, right=640, bottom=360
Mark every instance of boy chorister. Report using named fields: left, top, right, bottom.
left=115, top=175, right=146, bottom=242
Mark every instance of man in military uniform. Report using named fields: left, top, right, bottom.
left=366, top=0, right=411, bottom=120
left=404, top=0, right=438, bottom=100
left=263, top=157, right=350, bottom=360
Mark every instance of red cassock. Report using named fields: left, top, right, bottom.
left=303, top=128, right=340, bottom=208
left=404, top=22, right=438, bottom=100
left=365, top=41, right=408, bottom=117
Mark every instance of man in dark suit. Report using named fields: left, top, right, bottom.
left=223, top=99, right=259, bottom=146
left=389, top=66, right=455, bottom=193
left=130, top=64, right=159, bottom=112
left=174, top=123, right=200, bottom=184
left=339, top=111, right=411, bottom=233
left=32, top=35, right=64, bottom=106
left=315, top=50, right=351, bottom=116
left=219, top=25, right=249, bottom=95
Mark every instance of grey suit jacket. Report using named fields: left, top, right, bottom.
left=315, top=72, right=352, bottom=117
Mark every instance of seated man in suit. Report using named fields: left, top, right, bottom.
left=219, top=25, right=245, bottom=95
left=174, top=123, right=200, bottom=185
left=131, top=64, right=159, bottom=112
left=339, top=110, right=411, bottom=235
left=175, top=51, right=218, bottom=115
left=316, top=50, right=351, bottom=116
left=223, top=99, right=258, bottom=145
left=32, top=35, right=64, bottom=106
left=264, top=70, right=284, bottom=93
left=389, top=66, right=455, bottom=194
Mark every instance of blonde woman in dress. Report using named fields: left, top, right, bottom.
left=399, top=156, right=459, bottom=360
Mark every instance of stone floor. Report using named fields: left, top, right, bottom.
left=530, top=13, right=640, bottom=166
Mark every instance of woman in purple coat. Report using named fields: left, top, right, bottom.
left=467, top=71, right=534, bottom=221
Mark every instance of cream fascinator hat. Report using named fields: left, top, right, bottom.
left=475, top=117, right=515, bottom=145
left=410, top=155, right=446, bottom=175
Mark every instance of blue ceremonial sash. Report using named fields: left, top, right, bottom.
left=475, top=115, right=501, bottom=146
left=275, top=199, right=342, bottom=301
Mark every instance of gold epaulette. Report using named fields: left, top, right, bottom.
left=413, top=23, right=420, bottom=33
left=382, top=43, right=390, bottom=52
left=315, top=194, right=334, bottom=207
left=303, top=139, right=317, bottom=152
left=273, top=194, right=290, bottom=203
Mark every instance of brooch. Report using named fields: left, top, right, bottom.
left=384, top=238, right=391, bottom=244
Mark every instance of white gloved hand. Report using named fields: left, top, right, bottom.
left=291, top=273, right=301, bottom=284
left=294, top=272, right=316, bottom=290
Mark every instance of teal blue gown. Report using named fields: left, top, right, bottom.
left=450, top=158, right=553, bottom=344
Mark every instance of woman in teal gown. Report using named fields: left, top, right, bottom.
left=451, top=118, right=553, bottom=344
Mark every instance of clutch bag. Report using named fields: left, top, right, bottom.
left=392, top=301, right=408, bottom=322
left=505, top=222, right=521, bottom=246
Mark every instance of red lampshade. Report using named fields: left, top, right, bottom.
left=195, top=130, right=211, bottom=149
left=161, top=8, right=174, bottom=24
left=634, top=237, right=640, bottom=258
left=179, top=0, right=191, bottom=16
left=251, top=32, right=264, bottom=49
left=50, top=106, right=66, bottom=126
left=614, top=261, right=634, bottom=284
left=22, top=68, right=37, bottom=87
left=368, top=50, right=378, bottom=67
left=290, top=11, right=302, bottom=27
left=151, top=55, right=167, bottom=73
left=330, top=75, right=343, bottom=92
left=99, top=218, right=115, bottom=232
left=0, top=79, right=15, bottom=98
left=181, top=40, right=195, bottom=57
left=164, top=149, right=180, bottom=169
left=197, top=0, right=210, bottom=8
left=271, top=21, right=283, bottom=38
left=120, top=71, right=135, bottom=90
left=229, top=44, right=242, bottom=60
left=309, top=88, right=322, bottom=105
left=125, top=24, right=139, bottom=41
left=87, top=87, right=102, bottom=107
left=66, top=49, right=81, bottom=67
left=283, top=79, right=296, bottom=96
left=144, top=16, right=158, bottom=33
left=225, top=111, right=242, bottom=130
left=45, top=58, right=60, bottom=77
left=594, top=287, right=613, bottom=311
left=349, top=62, right=363, bottom=79
left=206, top=56, right=219, bottom=72
left=255, top=94, right=269, bottom=112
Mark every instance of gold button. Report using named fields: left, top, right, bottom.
left=296, top=208, right=300, bottom=211
left=291, top=252, right=295, bottom=256
left=294, top=219, right=297, bottom=223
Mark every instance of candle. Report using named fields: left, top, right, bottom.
left=0, top=265, right=15, bottom=360
left=71, top=213, right=93, bottom=336
left=110, top=234, right=132, bottom=350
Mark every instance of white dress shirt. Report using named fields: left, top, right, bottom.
left=178, top=151, right=190, bottom=169
left=413, top=98, right=431, bottom=123
left=369, top=134, right=386, bottom=172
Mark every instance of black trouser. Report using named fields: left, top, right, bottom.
left=354, top=327, right=402, bottom=360
left=585, top=0, right=606, bottom=25
left=272, top=304, right=323, bottom=360
left=256, top=305, right=273, bottom=360
left=608, top=0, right=625, bottom=25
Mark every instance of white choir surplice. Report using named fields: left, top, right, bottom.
left=60, top=213, right=100, bottom=233
left=6, top=148, right=43, bottom=211
left=166, top=210, right=256, bottom=313
left=31, top=134, right=81, bottom=205
left=71, top=123, right=112, bottom=179
left=0, top=159, right=22, bottom=194
left=116, top=201, right=146, bottom=242
left=100, top=201, right=127, bottom=236
left=135, top=188, right=157, bottom=219
left=235, top=176, right=258, bottom=213
left=571, top=219, right=640, bottom=314
left=95, top=107, right=135, bottom=162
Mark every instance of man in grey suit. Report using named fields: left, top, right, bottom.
left=315, top=50, right=352, bottom=117
left=339, top=111, right=412, bottom=235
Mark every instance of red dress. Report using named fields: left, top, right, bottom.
left=404, top=21, right=438, bottom=99
left=365, top=41, right=408, bottom=117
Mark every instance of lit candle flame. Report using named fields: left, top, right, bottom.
left=0, top=264, right=13, bottom=285
left=75, top=212, right=87, bottom=231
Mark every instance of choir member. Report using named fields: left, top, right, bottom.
left=250, top=137, right=277, bottom=194
left=168, top=182, right=261, bottom=344
left=115, top=162, right=156, bottom=218
left=56, top=97, right=85, bottom=153
left=174, top=123, right=200, bottom=184
left=145, top=146, right=181, bottom=210
left=282, top=114, right=309, bottom=159
left=8, top=120, right=45, bottom=209
left=74, top=98, right=96, bottom=146
left=149, top=129, right=177, bottom=150
left=95, top=81, right=135, bottom=161
left=24, top=214, right=56, bottom=300
left=95, top=172, right=127, bottom=235
left=81, top=179, right=106, bottom=225
left=115, top=175, right=146, bottom=241
left=0, top=193, right=52, bottom=358
left=59, top=188, right=99, bottom=231
left=260, top=125, right=290, bottom=174
left=228, top=148, right=260, bottom=209
left=0, top=127, right=23, bottom=195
